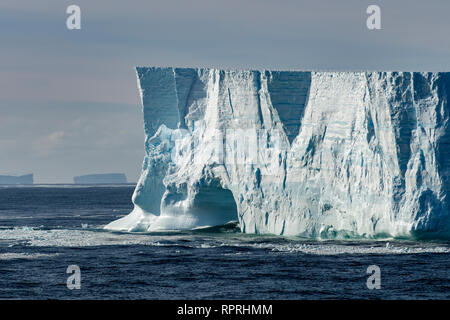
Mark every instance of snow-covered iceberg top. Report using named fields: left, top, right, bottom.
left=105, top=67, right=450, bottom=239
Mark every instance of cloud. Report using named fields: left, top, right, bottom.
left=34, top=131, right=65, bottom=155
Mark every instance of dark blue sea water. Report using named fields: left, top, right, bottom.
left=0, top=186, right=449, bottom=299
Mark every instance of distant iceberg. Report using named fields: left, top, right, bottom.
left=74, top=173, right=127, bottom=184
left=105, top=68, right=450, bottom=239
left=0, top=174, right=33, bottom=185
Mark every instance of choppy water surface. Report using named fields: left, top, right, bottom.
left=0, top=186, right=448, bottom=299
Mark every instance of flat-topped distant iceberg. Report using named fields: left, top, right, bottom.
left=105, top=67, right=450, bottom=239
left=0, top=174, right=33, bottom=185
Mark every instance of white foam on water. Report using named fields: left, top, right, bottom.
left=189, top=238, right=450, bottom=255
left=261, top=243, right=450, bottom=255
left=0, top=227, right=159, bottom=247
left=0, top=253, right=60, bottom=260
left=0, top=227, right=449, bottom=255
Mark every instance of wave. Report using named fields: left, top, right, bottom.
left=0, top=252, right=60, bottom=260
left=191, top=221, right=241, bottom=233
left=0, top=225, right=449, bottom=255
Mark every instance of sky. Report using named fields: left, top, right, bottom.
left=1, top=0, right=450, bottom=183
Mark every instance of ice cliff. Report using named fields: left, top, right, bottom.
left=0, top=174, right=33, bottom=185
left=105, top=68, right=450, bottom=239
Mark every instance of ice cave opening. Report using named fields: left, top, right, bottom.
left=191, top=185, right=239, bottom=227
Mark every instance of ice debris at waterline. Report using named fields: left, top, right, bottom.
left=105, top=68, right=450, bottom=239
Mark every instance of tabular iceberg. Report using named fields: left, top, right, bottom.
left=0, top=174, right=33, bottom=185
left=105, top=67, right=450, bottom=239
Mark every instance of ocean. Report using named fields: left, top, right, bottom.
left=0, top=186, right=448, bottom=299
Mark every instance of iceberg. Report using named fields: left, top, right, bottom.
left=0, top=174, right=33, bottom=185
left=105, top=67, right=450, bottom=239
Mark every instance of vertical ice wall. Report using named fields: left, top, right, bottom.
left=105, top=68, right=450, bottom=239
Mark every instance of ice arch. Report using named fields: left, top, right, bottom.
left=146, top=182, right=239, bottom=231
left=190, top=185, right=239, bottom=227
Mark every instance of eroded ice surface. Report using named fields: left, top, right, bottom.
left=105, top=68, right=450, bottom=239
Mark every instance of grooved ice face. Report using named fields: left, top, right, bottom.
left=105, top=68, right=450, bottom=239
